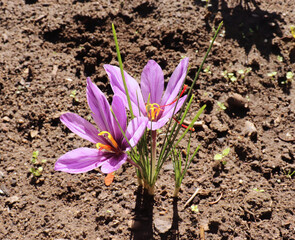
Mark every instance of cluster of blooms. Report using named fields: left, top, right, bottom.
left=55, top=58, right=189, bottom=176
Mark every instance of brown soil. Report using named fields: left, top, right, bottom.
left=0, top=0, right=295, bottom=239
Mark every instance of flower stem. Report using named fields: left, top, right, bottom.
left=173, top=186, right=180, bottom=198
left=147, top=184, right=155, bottom=195
left=151, top=130, right=157, bottom=183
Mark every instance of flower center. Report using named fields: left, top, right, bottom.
left=145, top=85, right=188, bottom=121
left=146, top=103, right=162, bottom=121
left=96, top=131, right=119, bottom=153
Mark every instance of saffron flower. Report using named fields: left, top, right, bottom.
left=55, top=78, right=148, bottom=174
left=104, top=57, right=189, bottom=130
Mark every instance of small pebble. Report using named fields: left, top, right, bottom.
left=226, top=93, right=249, bottom=109
left=243, top=121, right=257, bottom=139
left=2, top=116, right=10, bottom=122
left=5, top=195, right=19, bottom=205
left=30, top=130, right=39, bottom=138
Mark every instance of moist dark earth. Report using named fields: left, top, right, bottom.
left=0, top=0, right=295, bottom=239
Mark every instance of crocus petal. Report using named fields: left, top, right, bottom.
left=111, top=95, right=127, bottom=139
left=86, top=77, right=115, bottom=136
left=60, top=113, right=100, bottom=144
left=147, top=96, right=187, bottom=130
left=161, top=95, right=187, bottom=119
left=104, top=64, right=146, bottom=116
left=100, top=153, right=127, bottom=173
left=161, top=57, right=189, bottom=106
left=125, top=117, right=148, bottom=148
left=147, top=117, right=171, bottom=130
left=55, top=148, right=107, bottom=174
left=140, top=60, right=164, bottom=104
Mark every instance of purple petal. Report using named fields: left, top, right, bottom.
left=161, top=57, right=189, bottom=106
left=100, top=153, right=127, bottom=173
left=147, top=95, right=187, bottom=130
left=60, top=113, right=100, bottom=144
left=140, top=60, right=164, bottom=104
left=104, top=64, right=146, bottom=116
left=111, top=95, right=127, bottom=139
left=147, top=117, right=171, bottom=130
left=55, top=148, right=107, bottom=174
left=161, top=95, right=187, bottom=119
left=125, top=117, right=148, bottom=148
left=86, top=78, right=115, bottom=136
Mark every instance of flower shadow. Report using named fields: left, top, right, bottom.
left=130, top=187, right=154, bottom=240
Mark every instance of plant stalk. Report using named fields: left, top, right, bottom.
left=173, top=186, right=180, bottom=197
left=151, top=130, right=157, bottom=183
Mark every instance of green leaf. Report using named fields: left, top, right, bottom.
left=191, top=205, right=199, bottom=213
left=286, top=72, right=294, bottom=80
left=222, top=147, right=230, bottom=157
left=214, top=154, right=223, bottom=161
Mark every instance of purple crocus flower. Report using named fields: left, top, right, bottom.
left=55, top=78, right=148, bottom=174
left=104, top=57, right=189, bottom=130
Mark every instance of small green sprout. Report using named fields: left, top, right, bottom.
left=214, top=147, right=230, bottom=165
left=237, top=67, right=252, bottom=79
left=286, top=72, right=294, bottom=81
left=222, top=70, right=237, bottom=82
left=227, top=72, right=237, bottom=82
left=29, top=167, right=43, bottom=177
left=277, top=55, right=283, bottom=62
left=29, top=151, right=46, bottom=177
left=253, top=188, right=264, bottom=192
left=191, top=205, right=199, bottom=213
left=31, top=150, right=39, bottom=164
left=267, top=71, right=277, bottom=80
left=70, top=90, right=80, bottom=103
left=283, top=169, right=295, bottom=179
left=280, top=72, right=293, bottom=85
left=201, top=0, right=211, bottom=8
left=203, top=65, right=212, bottom=74
left=217, top=101, right=227, bottom=110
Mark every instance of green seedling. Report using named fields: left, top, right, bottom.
left=214, top=147, right=230, bottom=165
left=267, top=71, right=277, bottom=80
left=203, top=65, right=212, bottom=74
left=222, top=70, right=237, bottom=82
left=70, top=90, right=80, bottom=103
left=283, top=169, right=295, bottom=179
left=191, top=204, right=199, bottom=213
left=217, top=101, right=227, bottom=111
left=237, top=67, right=252, bottom=79
left=253, top=188, right=264, bottom=192
left=280, top=72, right=293, bottom=85
left=201, top=0, right=212, bottom=8
left=277, top=55, right=283, bottom=62
left=286, top=72, right=294, bottom=83
left=29, top=151, right=46, bottom=177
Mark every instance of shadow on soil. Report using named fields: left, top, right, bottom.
left=130, top=188, right=154, bottom=240
left=130, top=189, right=181, bottom=240
left=197, top=0, right=285, bottom=60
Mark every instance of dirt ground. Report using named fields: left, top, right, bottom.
left=0, top=0, right=295, bottom=239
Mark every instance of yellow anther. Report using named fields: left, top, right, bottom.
left=98, top=131, right=119, bottom=148
left=146, top=103, right=162, bottom=121
left=96, top=143, right=113, bottom=151
left=96, top=131, right=119, bottom=152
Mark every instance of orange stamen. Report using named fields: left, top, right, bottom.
left=161, top=85, right=188, bottom=108
left=145, top=85, right=188, bottom=121
left=96, top=131, right=119, bottom=152
left=173, top=117, right=195, bottom=131
left=146, top=103, right=162, bottom=120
